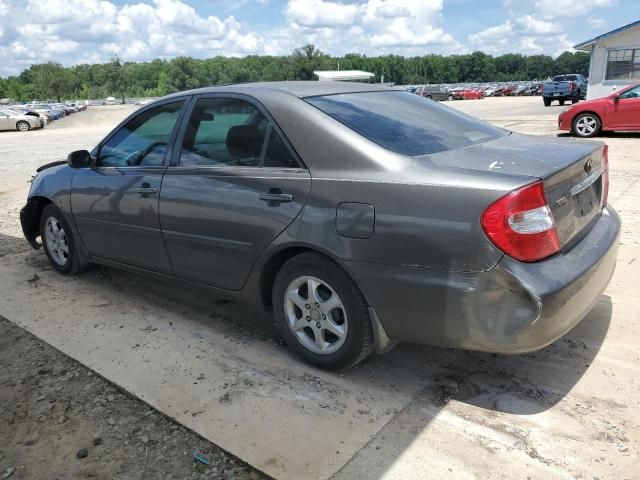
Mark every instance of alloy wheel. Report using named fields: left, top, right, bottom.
left=44, top=216, right=69, bottom=266
left=575, top=115, right=598, bottom=136
left=284, top=275, right=348, bottom=355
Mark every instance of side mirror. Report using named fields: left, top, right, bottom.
left=67, top=150, right=92, bottom=168
left=612, top=94, right=620, bottom=102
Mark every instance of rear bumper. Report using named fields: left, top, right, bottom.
left=347, top=206, right=620, bottom=353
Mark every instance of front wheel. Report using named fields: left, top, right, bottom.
left=16, top=121, right=30, bottom=132
left=573, top=113, right=602, bottom=138
left=40, top=204, right=89, bottom=274
left=272, top=252, right=374, bottom=370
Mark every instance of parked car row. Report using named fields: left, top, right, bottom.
left=405, top=81, right=547, bottom=101
left=0, top=101, right=87, bottom=132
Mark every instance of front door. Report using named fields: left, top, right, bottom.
left=159, top=95, right=311, bottom=290
left=608, top=85, right=640, bottom=129
left=71, top=99, right=187, bottom=273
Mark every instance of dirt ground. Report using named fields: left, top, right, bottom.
left=0, top=97, right=639, bottom=480
left=0, top=316, right=265, bottom=480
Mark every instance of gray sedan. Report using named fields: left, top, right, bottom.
left=0, top=109, right=44, bottom=131
left=20, top=82, right=620, bottom=369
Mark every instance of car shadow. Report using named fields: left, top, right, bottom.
left=558, top=131, right=640, bottom=139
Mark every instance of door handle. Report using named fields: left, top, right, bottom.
left=259, top=193, right=293, bottom=203
left=134, top=183, right=158, bottom=195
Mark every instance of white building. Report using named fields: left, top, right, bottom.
left=575, top=20, right=640, bottom=100
left=314, top=70, right=375, bottom=82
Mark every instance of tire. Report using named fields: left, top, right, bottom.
left=572, top=91, right=581, bottom=104
left=16, top=121, right=30, bottom=132
left=572, top=112, right=602, bottom=138
left=559, top=100, right=565, bottom=106
left=447, top=94, right=453, bottom=101
left=272, top=252, right=374, bottom=370
left=40, top=204, right=89, bottom=275
left=543, top=97, right=551, bottom=107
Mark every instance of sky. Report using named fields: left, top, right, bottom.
left=0, top=0, right=637, bottom=76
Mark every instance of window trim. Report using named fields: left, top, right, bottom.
left=91, top=96, right=191, bottom=169
left=170, top=93, right=306, bottom=171
left=604, top=46, right=640, bottom=83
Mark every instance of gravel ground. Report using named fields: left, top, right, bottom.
left=0, top=316, right=266, bottom=480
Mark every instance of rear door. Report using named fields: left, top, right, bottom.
left=159, top=94, right=311, bottom=290
left=71, top=99, right=187, bottom=273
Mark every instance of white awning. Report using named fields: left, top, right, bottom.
left=314, top=70, right=375, bottom=81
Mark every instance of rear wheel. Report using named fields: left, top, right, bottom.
left=559, top=99, right=565, bottom=106
left=272, top=252, right=374, bottom=370
left=573, top=113, right=601, bottom=138
left=16, top=121, right=30, bottom=132
left=40, top=204, right=89, bottom=275
left=447, top=94, right=453, bottom=101
left=572, top=91, right=581, bottom=103
left=543, top=97, right=551, bottom=106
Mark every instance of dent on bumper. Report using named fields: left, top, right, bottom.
left=349, top=207, right=620, bottom=353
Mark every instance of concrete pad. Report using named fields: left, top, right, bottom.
left=0, top=248, right=442, bottom=480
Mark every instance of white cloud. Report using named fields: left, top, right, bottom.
left=468, top=21, right=514, bottom=44
left=0, top=0, right=276, bottom=76
left=285, top=0, right=361, bottom=27
left=515, top=15, right=560, bottom=35
left=534, top=0, right=616, bottom=18
left=469, top=0, right=616, bottom=56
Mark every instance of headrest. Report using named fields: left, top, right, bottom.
left=226, top=125, right=263, bottom=159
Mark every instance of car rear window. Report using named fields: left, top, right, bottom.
left=553, top=75, right=578, bottom=81
left=305, top=91, right=506, bottom=156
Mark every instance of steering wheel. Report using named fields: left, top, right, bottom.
left=125, top=142, right=167, bottom=166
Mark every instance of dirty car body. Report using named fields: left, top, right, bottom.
left=21, top=82, right=620, bottom=368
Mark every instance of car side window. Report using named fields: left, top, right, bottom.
left=620, top=85, right=640, bottom=99
left=263, top=128, right=300, bottom=168
left=180, top=98, right=268, bottom=167
left=97, top=101, right=184, bottom=168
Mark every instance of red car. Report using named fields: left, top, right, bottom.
left=462, top=89, right=484, bottom=100
left=559, top=82, right=640, bottom=137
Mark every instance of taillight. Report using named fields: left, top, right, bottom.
left=569, top=82, right=574, bottom=93
left=602, top=144, right=609, bottom=206
left=481, top=181, right=560, bottom=262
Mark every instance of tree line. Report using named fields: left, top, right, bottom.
left=0, top=45, right=590, bottom=102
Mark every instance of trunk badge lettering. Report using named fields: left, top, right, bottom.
left=555, top=196, right=568, bottom=207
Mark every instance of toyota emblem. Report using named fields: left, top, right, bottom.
left=584, top=158, right=593, bottom=175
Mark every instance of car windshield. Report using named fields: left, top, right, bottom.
left=306, top=91, right=507, bottom=156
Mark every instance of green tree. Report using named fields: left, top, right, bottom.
left=33, top=62, right=74, bottom=101
left=291, top=44, right=329, bottom=80
left=106, top=55, right=128, bottom=103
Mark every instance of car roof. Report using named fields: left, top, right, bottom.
left=166, top=81, right=393, bottom=100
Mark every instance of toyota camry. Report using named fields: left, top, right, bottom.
left=20, top=82, right=620, bottom=369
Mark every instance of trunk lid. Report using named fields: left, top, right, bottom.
left=427, top=132, right=606, bottom=249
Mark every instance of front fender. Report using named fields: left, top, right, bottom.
left=20, top=164, right=76, bottom=249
